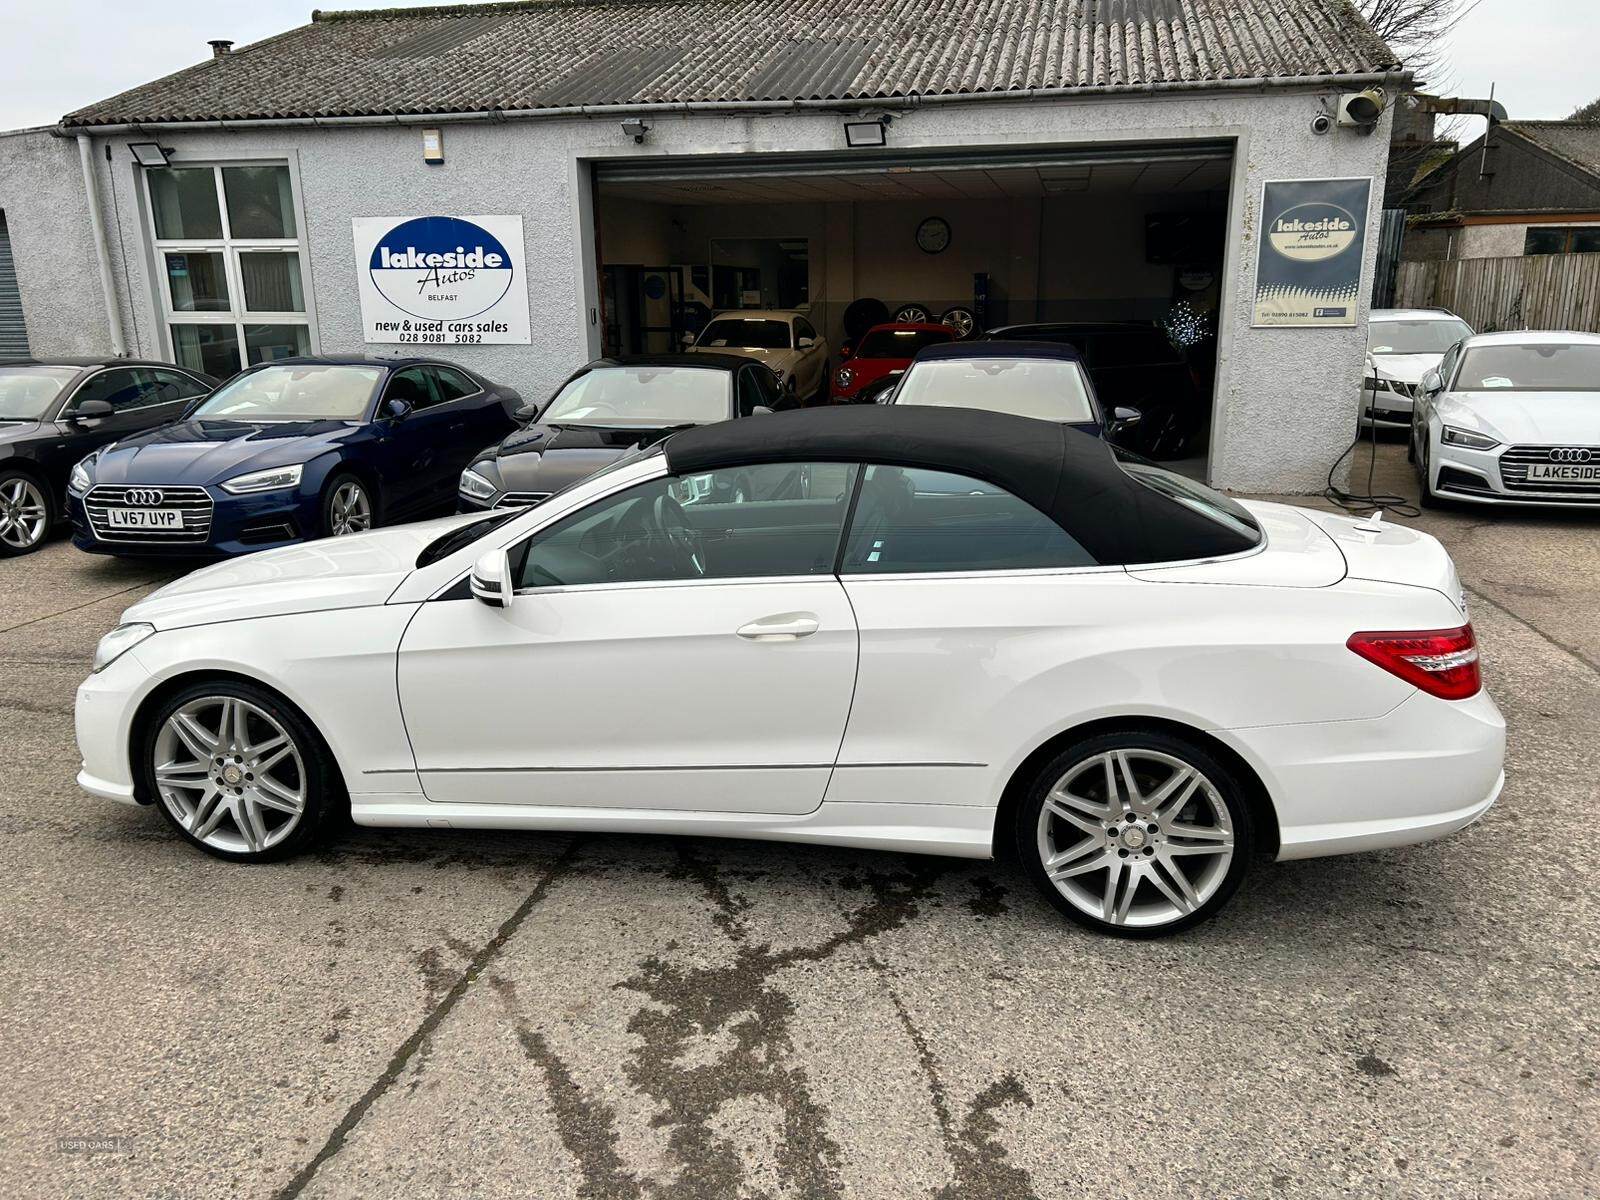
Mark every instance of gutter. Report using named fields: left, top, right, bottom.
left=75, top=134, right=127, bottom=357
left=54, top=70, right=1411, bottom=136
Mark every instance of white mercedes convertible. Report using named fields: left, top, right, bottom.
left=76, top=406, right=1504, bottom=936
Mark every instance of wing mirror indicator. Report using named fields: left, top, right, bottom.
left=470, top=549, right=514, bottom=608
left=1109, top=406, right=1143, bottom=432
left=69, top=399, right=115, bottom=424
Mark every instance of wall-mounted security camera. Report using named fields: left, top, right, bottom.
left=1310, top=112, right=1333, bottom=136
left=621, top=117, right=651, bottom=144
left=1336, top=88, right=1387, bottom=133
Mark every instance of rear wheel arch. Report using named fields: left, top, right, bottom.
left=128, top=669, right=352, bottom=808
left=991, top=715, right=1280, bottom=862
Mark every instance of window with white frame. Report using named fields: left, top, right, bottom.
left=143, top=164, right=313, bottom=377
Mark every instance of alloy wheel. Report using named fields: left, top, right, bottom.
left=1036, top=749, right=1235, bottom=930
left=152, top=696, right=306, bottom=855
left=0, top=477, right=48, bottom=551
left=328, top=481, right=372, bottom=535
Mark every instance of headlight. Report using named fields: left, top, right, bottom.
left=1363, top=374, right=1390, bottom=394
left=69, top=453, right=98, bottom=494
left=1441, top=426, right=1499, bottom=451
left=219, top=464, right=304, bottom=495
left=92, top=622, right=155, bottom=673
left=836, top=366, right=855, bottom=389
left=459, top=466, right=498, bottom=501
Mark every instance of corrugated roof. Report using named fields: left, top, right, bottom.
left=62, top=0, right=1399, bottom=128
left=1507, top=121, right=1600, bottom=180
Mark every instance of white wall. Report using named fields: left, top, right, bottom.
left=2, top=88, right=1391, bottom=492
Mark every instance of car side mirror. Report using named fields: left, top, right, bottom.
left=1421, top=369, right=1442, bottom=394
left=797, top=336, right=815, bottom=349
left=385, top=398, right=414, bottom=422
left=1109, top=405, right=1143, bottom=430
left=514, top=402, right=540, bottom=423
left=751, top=405, right=774, bottom=416
left=69, top=399, right=114, bottom=424
left=470, top=548, right=514, bottom=608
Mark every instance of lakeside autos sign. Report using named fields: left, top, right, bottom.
left=1251, top=179, right=1371, bottom=327
left=354, top=215, right=531, bottom=344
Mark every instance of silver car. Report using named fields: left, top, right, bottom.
left=1361, top=308, right=1473, bottom=428
left=1411, top=330, right=1600, bottom=508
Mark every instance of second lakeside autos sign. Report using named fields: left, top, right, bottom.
left=354, top=215, right=531, bottom=344
left=1251, top=179, right=1371, bottom=327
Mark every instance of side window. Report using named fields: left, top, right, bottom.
left=146, top=368, right=210, bottom=405
left=842, top=464, right=1096, bottom=574
left=794, top=317, right=817, bottom=344
left=430, top=365, right=480, bottom=402
left=67, top=368, right=148, bottom=414
left=735, top=367, right=766, bottom=417
left=385, top=367, right=438, bottom=410
left=514, top=463, right=859, bottom=590
left=1438, top=343, right=1460, bottom=389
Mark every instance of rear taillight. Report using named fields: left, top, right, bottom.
left=1347, top=624, right=1481, bottom=700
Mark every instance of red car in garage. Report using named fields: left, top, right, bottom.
left=831, top=322, right=956, bottom=403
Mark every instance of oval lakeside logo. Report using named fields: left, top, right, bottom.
left=368, top=215, right=515, bottom=321
left=1267, top=202, right=1360, bottom=263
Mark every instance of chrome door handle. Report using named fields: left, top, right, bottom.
left=737, top=613, right=820, bottom=641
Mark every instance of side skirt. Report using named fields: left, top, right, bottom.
left=350, top=797, right=996, bottom=860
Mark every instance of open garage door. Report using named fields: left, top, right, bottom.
left=593, top=140, right=1233, bottom=475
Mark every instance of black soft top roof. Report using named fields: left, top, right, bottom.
left=664, top=406, right=1257, bottom=565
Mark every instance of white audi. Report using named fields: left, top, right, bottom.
left=1412, top=330, right=1600, bottom=508
left=76, top=407, right=1504, bottom=936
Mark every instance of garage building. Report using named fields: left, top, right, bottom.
left=0, top=0, right=1402, bottom=492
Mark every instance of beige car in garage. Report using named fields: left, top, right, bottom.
left=691, top=310, right=830, bottom=405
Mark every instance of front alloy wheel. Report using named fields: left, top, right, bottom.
left=0, top=473, right=50, bottom=556
left=143, top=682, right=341, bottom=861
left=1018, top=732, right=1252, bottom=936
left=325, top=477, right=373, bottom=536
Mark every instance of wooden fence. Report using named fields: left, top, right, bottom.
left=1394, top=252, right=1600, bottom=334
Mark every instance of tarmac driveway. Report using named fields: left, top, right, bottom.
left=1, top=440, right=1595, bottom=1199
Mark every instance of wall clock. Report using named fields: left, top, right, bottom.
left=916, top=217, right=951, bottom=255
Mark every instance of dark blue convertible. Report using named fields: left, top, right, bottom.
left=67, top=357, right=519, bottom=557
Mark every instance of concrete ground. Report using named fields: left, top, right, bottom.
left=1, top=439, right=1595, bottom=1200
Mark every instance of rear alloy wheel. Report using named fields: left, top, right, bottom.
left=323, top=475, right=374, bottom=537
left=142, top=681, right=341, bottom=861
left=1018, top=732, right=1252, bottom=937
left=894, top=302, right=932, bottom=323
left=0, top=472, right=51, bottom=556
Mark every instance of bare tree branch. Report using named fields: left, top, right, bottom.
left=1357, top=0, right=1481, bottom=87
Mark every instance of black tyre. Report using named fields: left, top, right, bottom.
left=842, top=298, right=891, bottom=343
left=0, top=468, right=52, bottom=557
left=1015, top=728, right=1254, bottom=938
left=139, top=679, right=345, bottom=862
left=1416, top=438, right=1444, bottom=510
left=321, top=472, right=377, bottom=537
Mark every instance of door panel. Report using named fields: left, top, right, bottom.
left=396, top=579, right=859, bottom=813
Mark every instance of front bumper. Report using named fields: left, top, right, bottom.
left=74, top=645, right=156, bottom=807
left=1432, top=441, right=1600, bottom=508
left=1360, top=387, right=1413, bottom=426
left=68, top=486, right=319, bottom=557
left=1218, top=687, right=1506, bottom=860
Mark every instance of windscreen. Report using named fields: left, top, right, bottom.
left=894, top=358, right=1097, bottom=423
left=0, top=366, right=78, bottom=420
left=1454, top=343, right=1600, bottom=391
left=1369, top=318, right=1472, bottom=355
left=698, top=319, right=791, bottom=350
left=191, top=365, right=381, bottom=421
left=542, top=367, right=731, bottom=427
left=856, top=328, right=952, bottom=359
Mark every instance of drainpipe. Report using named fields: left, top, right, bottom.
left=76, top=133, right=127, bottom=357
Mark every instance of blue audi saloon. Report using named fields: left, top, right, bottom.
left=67, top=357, right=519, bottom=557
